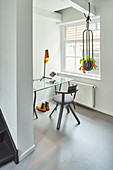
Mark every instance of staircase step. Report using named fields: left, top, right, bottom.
left=0, top=141, right=15, bottom=166
left=0, top=129, right=7, bottom=135
left=0, top=123, right=4, bottom=132
left=0, top=109, right=18, bottom=166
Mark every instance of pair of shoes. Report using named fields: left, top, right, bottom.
left=36, top=101, right=50, bottom=112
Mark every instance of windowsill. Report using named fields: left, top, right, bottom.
left=57, top=72, right=101, bottom=81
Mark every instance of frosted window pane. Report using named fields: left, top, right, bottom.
left=93, top=30, right=100, bottom=39
left=66, top=57, right=75, bottom=72
left=66, top=43, right=75, bottom=56
left=66, top=26, right=76, bottom=40
left=94, top=41, right=100, bottom=51
left=77, top=25, right=86, bottom=40
left=97, top=22, right=100, bottom=30
left=94, top=51, right=100, bottom=58
left=76, top=42, right=83, bottom=57
left=90, top=23, right=96, bottom=30
left=76, top=58, right=82, bottom=73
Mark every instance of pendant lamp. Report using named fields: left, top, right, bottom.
left=79, top=2, right=98, bottom=74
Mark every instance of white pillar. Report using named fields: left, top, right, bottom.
left=0, top=0, right=34, bottom=161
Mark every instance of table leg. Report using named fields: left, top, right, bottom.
left=33, top=91, right=38, bottom=119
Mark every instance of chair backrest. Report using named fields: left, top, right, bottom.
left=68, top=84, right=78, bottom=100
left=68, top=84, right=78, bottom=93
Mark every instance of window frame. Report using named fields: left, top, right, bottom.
left=60, top=16, right=101, bottom=80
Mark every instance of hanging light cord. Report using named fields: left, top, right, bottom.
left=83, top=2, right=91, bottom=30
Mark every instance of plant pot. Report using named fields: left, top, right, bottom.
left=84, top=60, right=93, bottom=71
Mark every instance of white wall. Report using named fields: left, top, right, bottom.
left=0, top=0, right=34, bottom=161
left=60, top=1, right=113, bottom=116
left=17, top=0, right=34, bottom=159
left=0, top=0, right=17, bottom=146
left=33, top=14, right=61, bottom=103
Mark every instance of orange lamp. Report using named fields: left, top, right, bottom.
left=44, top=50, right=49, bottom=63
left=40, top=49, right=51, bottom=81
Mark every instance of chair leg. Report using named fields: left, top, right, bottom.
left=55, top=105, right=58, bottom=111
left=49, top=104, right=58, bottom=117
left=72, top=101, right=76, bottom=109
left=66, top=105, right=70, bottom=114
left=68, top=105, right=80, bottom=124
left=57, top=105, right=64, bottom=130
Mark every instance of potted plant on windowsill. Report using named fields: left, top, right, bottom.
left=79, top=56, right=98, bottom=74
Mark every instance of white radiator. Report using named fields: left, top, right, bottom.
left=71, top=81, right=95, bottom=108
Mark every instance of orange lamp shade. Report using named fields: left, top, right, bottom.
left=44, top=49, right=49, bottom=63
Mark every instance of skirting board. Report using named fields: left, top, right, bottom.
left=93, top=107, right=113, bottom=117
left=76, top=102, right=113, bottom=117
left=19, top=144, right=35, bottom=162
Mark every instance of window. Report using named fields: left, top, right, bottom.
left=61, top=17, right=100, bottom=79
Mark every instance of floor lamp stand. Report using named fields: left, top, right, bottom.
left=40, top=62, right=52, bottom=81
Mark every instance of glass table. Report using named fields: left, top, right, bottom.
left=33, top=76, right=74, bottom=119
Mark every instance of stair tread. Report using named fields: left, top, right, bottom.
left=0, top=129, right=7, bottom=135
left=0, top=109, right=18, bottom=166
left=0, top=141, right=15, bottom=164
left=0, top=124, right=5, bottom=132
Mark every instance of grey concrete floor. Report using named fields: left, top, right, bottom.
left=1, top=103, right=113, bottom=170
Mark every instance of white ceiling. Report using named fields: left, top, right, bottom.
left=33, top=0, right=97, bottom=17
left=33, top=0, right=71, bottom=12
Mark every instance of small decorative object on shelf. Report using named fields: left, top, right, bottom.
left=49, top=71, right=56, bottom=78
left=79, top=2, right=98, bottom=74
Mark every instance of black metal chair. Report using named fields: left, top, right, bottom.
left=49, top=85, right=80, bottom=130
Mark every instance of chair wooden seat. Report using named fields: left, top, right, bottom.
left=53, top=94, right=73, bottom=105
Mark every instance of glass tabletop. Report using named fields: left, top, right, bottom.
left=33, top=76, right=74, bottom=92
